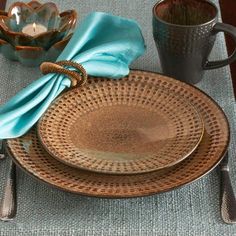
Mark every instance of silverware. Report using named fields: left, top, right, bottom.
left=220, top=152, right=236, bottom=224
left=0, top=141, right=5, bottom=159
left=0, top=142, right=17, bottom=221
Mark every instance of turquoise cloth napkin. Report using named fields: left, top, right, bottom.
left=0, top=12, right=145, bottom=139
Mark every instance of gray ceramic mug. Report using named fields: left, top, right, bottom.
left=152, top=0, right=236, bottom=84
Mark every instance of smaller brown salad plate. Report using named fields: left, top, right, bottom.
left=37, top=71, right=204, bottom=175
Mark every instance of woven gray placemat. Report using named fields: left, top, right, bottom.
left=0, top=0, right=236, bottom=235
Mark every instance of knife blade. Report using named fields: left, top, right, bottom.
left=220, top=152, right=236, bottom=224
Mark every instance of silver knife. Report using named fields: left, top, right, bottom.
left=220, top=152, right=236, bottom=224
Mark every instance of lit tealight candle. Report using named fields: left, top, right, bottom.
left=22, top=23, right=47, bottom=37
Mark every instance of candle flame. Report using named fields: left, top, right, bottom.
left=33, top=22, right=36, bottom=32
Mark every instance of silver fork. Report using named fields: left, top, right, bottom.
left=0, top=141, right=17, bottom=221
left=0, top=141, right=5, bottom=160
left=220, top=152, right=236, bottom=224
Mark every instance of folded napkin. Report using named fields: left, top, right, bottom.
left=0, top=12, right=145, bottom=139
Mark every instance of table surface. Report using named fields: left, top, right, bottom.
left=0, top=0, right=236, bottom=235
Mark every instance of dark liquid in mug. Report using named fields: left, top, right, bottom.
left=155, top=0, right=216, bottom=25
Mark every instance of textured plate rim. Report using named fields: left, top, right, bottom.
left=6, top=140, right=228, bottom=199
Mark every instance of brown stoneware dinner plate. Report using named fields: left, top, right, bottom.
left=37, top=71, right=204, bottom=174
left=6, top=70, right=229, bottom=198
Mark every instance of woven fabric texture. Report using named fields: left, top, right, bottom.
left=0, top=0, right=236, bottom=235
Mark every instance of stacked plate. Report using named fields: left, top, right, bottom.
left=6, top=70, right=230, bottom=198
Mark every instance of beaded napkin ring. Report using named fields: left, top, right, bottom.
left=40, top=61, right=88, bottom=87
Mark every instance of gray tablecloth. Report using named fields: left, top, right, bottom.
left=0, top=0, right=236, bottom=235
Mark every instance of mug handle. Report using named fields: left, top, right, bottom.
left=204, top=22, right=236, bottom=70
